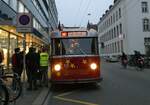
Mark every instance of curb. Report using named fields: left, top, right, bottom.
left=32, top=88, right=49, bottom=105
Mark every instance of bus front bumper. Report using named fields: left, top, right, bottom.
left=50, top=77, right=103, bottom=84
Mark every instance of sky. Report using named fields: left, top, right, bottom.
left=55, top=0, right=113, bottom=27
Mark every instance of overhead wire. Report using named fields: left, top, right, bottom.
left=55, top=0, right=63, bottom=25
left=73, top=0, right=86, bottom=27
left=78, top=0, right=92, bottom=27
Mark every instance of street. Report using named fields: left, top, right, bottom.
left=46, top=60, right=150, bottom=105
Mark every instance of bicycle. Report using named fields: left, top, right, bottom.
left=0, top=64, right=22, bottom=102
left=0, top=78, right=9, bottom=105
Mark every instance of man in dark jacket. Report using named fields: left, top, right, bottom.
left=26, top=47, right=39, bottom=90
left=12, top=48, right=23, bottom=77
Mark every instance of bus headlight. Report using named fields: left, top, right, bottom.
left=54, top=64, right=61, bottom=71
left=90, top=63, right=97, bottom=70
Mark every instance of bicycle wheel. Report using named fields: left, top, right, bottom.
left=1, top=75, right=22, bottom=102
left=0, top=84, right=9, bottom=105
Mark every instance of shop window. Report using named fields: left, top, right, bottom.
left=17, top=36, right=23, bottom=49
left=0, top=29, right=8, bottom=66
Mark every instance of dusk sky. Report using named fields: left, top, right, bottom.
left=55, top=0, right=113, bottom=27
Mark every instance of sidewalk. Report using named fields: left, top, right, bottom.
left=3, top=69, right=50, bottom=105
left=9, top=86, right=49, bottom=105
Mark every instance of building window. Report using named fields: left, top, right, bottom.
left=113, top=43, right=115, bottom=53
left=112, top=29, right=114, bottom=39
left=119, top=8, right=121, bottom=18
left=117, top=25, right=119, bottom=37
left=119, top=23, right=122, bottom=34
left=113, top=13, right=115, bottom=23
left=114, top=27, right=116, bottom=38
left=116, top=11, right=118, bottom=21
left=143, top=18, right=150, bottom=31
left=115, top=42, right=117, bottom=53
left=111, top=16, right=113, bottom=24
left=117, top=41, right=120, bottom=53
left=120, top=40, right=123, bottom=52
left=141, top=2, right=148, bottom=13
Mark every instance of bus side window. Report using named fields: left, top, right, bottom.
left=55, top=39, right=61, bottom=55
left=62, top=42, right=66, bottom=55
left=91, top=38, right=96, bottom=54
left=91, top=38, right=98, bottom=54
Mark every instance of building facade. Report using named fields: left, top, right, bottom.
left=0, top=0, right=58, bottom=67
left=97, top=0, right=150, bottom=57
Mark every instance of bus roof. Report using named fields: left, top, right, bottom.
left=51, top=30, right=98, bottom=38
left=51, top=35, right=98, bottom=39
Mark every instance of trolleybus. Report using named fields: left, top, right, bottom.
left=50, top=30, right=103, bottom=84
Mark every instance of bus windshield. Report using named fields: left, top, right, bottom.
left=52, top=37, right=98, bottom=56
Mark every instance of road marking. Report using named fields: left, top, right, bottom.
left=54, top=96, right=99, bottom=105
left=57, top=91, right=75, bottom=97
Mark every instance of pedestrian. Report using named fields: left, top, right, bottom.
left=121, top=52, right=127, bottom=62
left=12, top=48, right=23, bottom=77
left=40, top=47, right=49, bottom=87
left=133, top=50, right=142, bottom=65
left=121, top=52, right=128, bottom=68
left=26, top=47, right=38, bottom=90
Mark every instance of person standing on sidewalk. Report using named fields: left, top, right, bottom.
left=12, top=48, right=23, bottom=77
left=40, top=48, right=49, bottom=87
left=26, top=47, right=38, bottom=90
